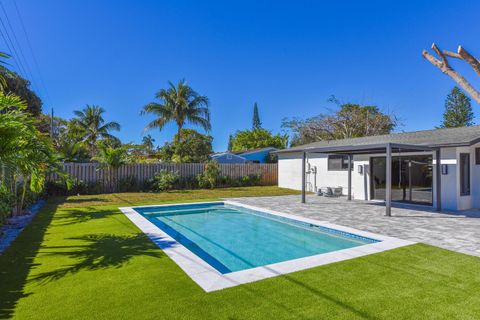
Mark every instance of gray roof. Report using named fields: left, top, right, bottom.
left=277, top=125, right=480, bottom=153
left=237, top=147, right=278, bottom=156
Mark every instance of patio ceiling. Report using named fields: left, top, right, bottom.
left=302, top=142, right=436, bottom=155
left=300, top=143, right=441, bottom=217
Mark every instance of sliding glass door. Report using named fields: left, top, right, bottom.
left=371, top=155, right=433, bottom=205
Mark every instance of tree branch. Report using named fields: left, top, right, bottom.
left=422, top=50, right=444, bottom=69
left=458, top=46, right=480, bottom=77
left=423, top=43, right=480, bottom=104
left=432, top=43, right=450, bottom=68
left=443, top=50, right=462, bottom=59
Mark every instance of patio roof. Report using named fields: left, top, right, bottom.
left=277, top=124, right=480, bottom=154
left=299, top=143, right=442, bottom=217
left=301, top=142, right=436, bottom=155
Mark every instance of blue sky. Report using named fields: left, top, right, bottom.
left=3, top=0, right=480, bottom=151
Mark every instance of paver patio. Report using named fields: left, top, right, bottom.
left=228, top=195, right=480, bottom=257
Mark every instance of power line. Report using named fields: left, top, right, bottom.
left=0, top=13, right=27, bottom=78
left=12, top=0, right=52, bottom=106
left=0, top=20, right=19, bottom=71
left=0, top=0, right=39, bottom=94
left=0, top=13, right=24, bottom=76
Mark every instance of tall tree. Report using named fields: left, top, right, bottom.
left=72, top=105, right=121, bottom=157
left=423, top=44, right=480, bottom=104
left=252, top=102, right=262, bottom=130
left=0, top=67, right=42, bottom=116
left=229, top=129, right=288, bottom=151
left=440, top=87, right=474, bottom=128
left=142, top=134, right=155, bottom=152
left=227, top=134, right=233, bottom=151
left=142, top=80, right=211, bottom=142
left=282, top=102, right=397, bottom=146
left=159, top=129, right=213, bottom=163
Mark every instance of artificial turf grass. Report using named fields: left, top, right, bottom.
left=53, top=186, right=303, bottom=209
left=1, top=190, right=480, bottom=319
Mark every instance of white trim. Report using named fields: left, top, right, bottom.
left=119, top=201, right=414, bottom=292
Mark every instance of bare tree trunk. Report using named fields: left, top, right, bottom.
left=423, top=43, right=480, bottom=104
left=176, top=124, right=183, bottom=143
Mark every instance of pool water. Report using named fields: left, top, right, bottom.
left=135, top=203, right=377, bottom=274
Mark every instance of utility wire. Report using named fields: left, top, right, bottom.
left=12, top=0, right=52, bottom=106
left=0, top=0, right=39, bottom=94
left=0, top=19, right=20, bottom=72
left=0, top=13, right=27, bottom=77
left=0, top=14, right=24, bottom=76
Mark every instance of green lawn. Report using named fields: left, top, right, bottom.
left=1, top=186, right=480, bottom=319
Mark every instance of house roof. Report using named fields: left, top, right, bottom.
left=277, top=125, right=480, bottom=154
left=210, top=152, right=245, bottom=159
left=234, top=147, right=278, bottom=156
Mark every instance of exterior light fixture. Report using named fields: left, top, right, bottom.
left=441, top=164, right=448, bottom=175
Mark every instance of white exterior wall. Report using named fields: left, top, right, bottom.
left=278, top=146, right=480, bottom=211
left=278, top=152, right=370, bottom=200
left=438, top=147, right=457, bottom=210
left=472, top=143, right=480, bottom=208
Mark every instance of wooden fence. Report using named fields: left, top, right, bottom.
left=52, top=162, right=277, bottom=191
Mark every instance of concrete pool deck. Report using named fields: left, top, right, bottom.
left=227, top=195, right=480, bottom=257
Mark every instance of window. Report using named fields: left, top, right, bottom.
left=475, top=148, right=480, bottom=165
left=460, top=153, right=470, bottom=196
left=327, top=155, right=352, bottom=171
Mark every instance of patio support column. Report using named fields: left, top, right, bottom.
left=347, top=154, right=352, bottom=200
left=301, top=151, right=306, bottom=203
left=385, top=143, right=392, bottom=216
left=436, top=148, right=442, bottom=211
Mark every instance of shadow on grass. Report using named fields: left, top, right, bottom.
left=31, top=233, right=170, bottom=283
left=0, top=200, right=60, bottom=319
left=63, top=197, right=108, bottom=205
left=53, top=207, right=117, bottom=226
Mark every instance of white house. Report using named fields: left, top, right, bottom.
left=276, top=126, right=480, bottom=212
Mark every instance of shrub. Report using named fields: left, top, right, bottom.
left=151, top=169, right=180, bottom=191
left=45, top=179, right=103, bottom=196
left=44, top=180, right=67, bottom=196
left=241, top=174, right=261, bottom=186
left=177, top=175, right=199, bottom=190
left=196, top=160, right=221, bottom=189
left=117, top=175, right=140, bottom=192
left=70, top=180, right=103, bottom=195
left=0, top=184, right=13, bottom=224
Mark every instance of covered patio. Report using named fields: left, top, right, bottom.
left=299, top=142, right=441, bottom=216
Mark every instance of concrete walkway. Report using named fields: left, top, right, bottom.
left=227, top=195, right=480, bottom=257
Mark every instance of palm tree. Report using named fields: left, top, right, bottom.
left=0, top=92, right=64, bottom=216
left=0, top=52, right=10, bottom=91
left=72, top=105, right=120, bottom=157
left=141, top=80, right=211, bottom=142
left=92, top=142, right=127, bottom=192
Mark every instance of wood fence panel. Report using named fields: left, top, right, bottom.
left=52, top=162, right=278, bottom=192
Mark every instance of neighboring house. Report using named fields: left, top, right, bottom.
left=210, top=152, right=246, bottom=164
left=237, top=147, right=278, bottom=163
left=276, top=125, right=480, bottom=211
left=211, top=147, right=278, bottom=164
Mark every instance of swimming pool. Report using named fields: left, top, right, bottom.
left=120, top=201, right=413, bottom=291
left=135, top=202, right=377, bottom=273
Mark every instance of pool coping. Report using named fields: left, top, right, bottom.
left=119, top=201, right=415, bottom=292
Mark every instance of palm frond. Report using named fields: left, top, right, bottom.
left=100, top=121, right=121, bottom=132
